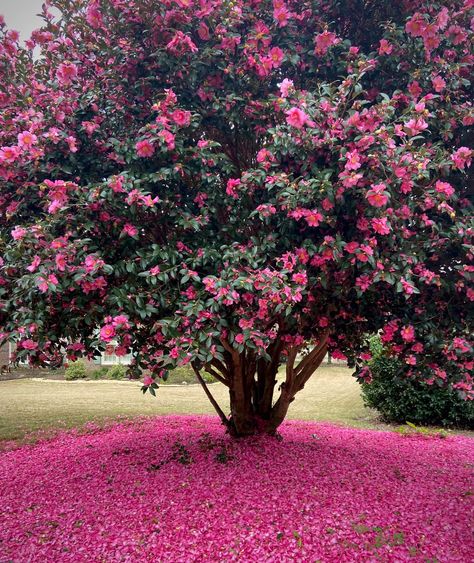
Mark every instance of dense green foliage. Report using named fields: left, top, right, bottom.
left=361, top=337, right=474, bottom=428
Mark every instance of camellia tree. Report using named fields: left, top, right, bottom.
left=0, top=0, right=472, bottom=436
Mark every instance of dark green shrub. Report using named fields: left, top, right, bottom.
left=107, top=365, right=128, bottom=380
left=64, top=360, right=87, bottom=381
left=361, top=337, right=474, bottom=428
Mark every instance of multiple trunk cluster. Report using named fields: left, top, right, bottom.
left=192, top=334, right=329, bottom=437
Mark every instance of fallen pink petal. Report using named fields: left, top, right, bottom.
left=1, top=416, right=472, bottom=562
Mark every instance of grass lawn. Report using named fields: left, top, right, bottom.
left=0, top=365, right=380, bottom=442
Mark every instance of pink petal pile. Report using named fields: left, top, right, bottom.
left=0, top=416, right=473, bottom=562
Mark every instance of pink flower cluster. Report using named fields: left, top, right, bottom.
left=0, top=416, right=472, bottom=562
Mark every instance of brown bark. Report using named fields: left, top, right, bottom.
left=197, top=335, right=329, bottom=437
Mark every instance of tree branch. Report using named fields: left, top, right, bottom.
left=204, top=364, right=229, bottom=386
left=294, top=332, right=329, bottom=378
left=191, top=362, right=230, bottom=429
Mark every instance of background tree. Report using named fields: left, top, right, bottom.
left=0, top=0, right=472, bottom=436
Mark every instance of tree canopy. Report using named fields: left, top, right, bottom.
left=0, top=0, right=472, bottom=434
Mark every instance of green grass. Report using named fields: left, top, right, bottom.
left=1, top=365, right=470, bottom=444
left=0, top=365, right=378, bottom=442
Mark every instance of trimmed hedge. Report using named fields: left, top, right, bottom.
left=361, top=337, right=474, bottom=428
left=64, top=360, right=87, bottom=381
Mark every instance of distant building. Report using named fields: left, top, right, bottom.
left=0, top=341, right=131, bottom=371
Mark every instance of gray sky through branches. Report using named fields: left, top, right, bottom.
left=1, top=0, right=44, bottom=40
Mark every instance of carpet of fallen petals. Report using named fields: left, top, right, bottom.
left=0, top=415, right=473, bottom=562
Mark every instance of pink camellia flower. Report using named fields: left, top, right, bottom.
left=171, top=109, right=191, bottom=127
left=11, top=226, right=27, bottom=240
left=56, top=62, right=78, bottom=85
left=292, top=271, right=307, bottom=285
left=169, top=347, right=180, bottom=359
left=27, top=255, right=41, bottom=273
left=431, top=75, right=446, bottom=93
left=166, top=31, right=198, bottom=55
left=378, top=39, right=393, bottom=55
left=143, top=375, right=154, bottom=386
left=226, top=178, right=241, bottom=198
left=401, top=325, right=415, bottom=342
left=66, top=136, right=78, bottom=153
left=268, top=46, right=284, bottom=68
left=371, top=217, right=391, bottom=235
left=37, top=277, right=49, bottom=292
left=21, top=339, right=38, bottom=350
left=55, top=254, right=67, bottom=272
left=0, top=145, right=21, bottom=163
left=100, top=324, right=116, bottom=342
left=159, top=130, right=175, bottom=150
left=451, top=147, right=472, bottom=169
left=122, top=224, right=138, bottom=237
left=135, top=140, right=155, bottom=157
left=404, top=117, right=428, bottom=136
left=149, top=266, right=161, bottom=276
left=197, top=22, right=210, bottom=41
left=304, top=210, right=323, bottom=227
left=17, top=131, right=38, bottom=148
left=36, top=274, right=58, bottom=293
left=277, top=78, right=294, bottom=98
left=401, top=277, right=416, bottom=295
left=113, top=315, right=129, bottom=328
left=434, top=180, right=454, bottom=197
left=314, top=31, right=339, bottom=55
left=344, top=150, right=361, bottom=171
left=239, top=318, right=254, bottom=330
left=405, top=355, right=417, bottom=365
left=366, top=183, right=389, bottom=207
left=274, top=4, right=291, bottom=27
left=235, top=334, right=245, bottom=344
left=286, top=107, right=313, bottom=129
left=84, top=254, right=104, bottom=273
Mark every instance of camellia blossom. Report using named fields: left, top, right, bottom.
left=26, top=255, right=41, bottom=273
left=143, top=375, right=154, bottom=386
left=286, top=107, right=314, bottom=129
left=56, top=62, right=78, bottom=85
left=226, top=178, right=241, bottom=198
left=431, top=75, right=446, bottom=92
left=400, top=325, right=415, bottom=342
left=21, top=339, right=38, bottom=350
left=0, top=145, right=20, bottom=163
left=122, top=224, right=138, bottom=237
left=366, top=183, right=389, bottom=207
left=11, top=226, right=27, bottom=240
left=17, top=131, right=38, bottom=148
left=37, top=274, right=58, bottom=293
left=166, top=31, right=198, bottom=55
left=171, top=109, right=191, bottom=127
left=314, top=31, right=339, bottom=54
left=371, top=217, right=391, bottom=235
left=451, top=147, right=472, bottom=169
left=378, top=39, right=393, bottom=55
left=135, top=140, right=155, bottom=157
left=278, top=78, right=294, bottom=98
left=100, top=324, right=116, bottom=342
left=434, top=180, right=454, bottom=197
left=404, top=117, right=428, bottom=136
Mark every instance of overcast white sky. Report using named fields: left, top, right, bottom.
left=1, top=0, right=44, bottom=39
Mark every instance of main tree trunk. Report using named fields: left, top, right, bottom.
left=192, top=334, right=328, bottom=437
